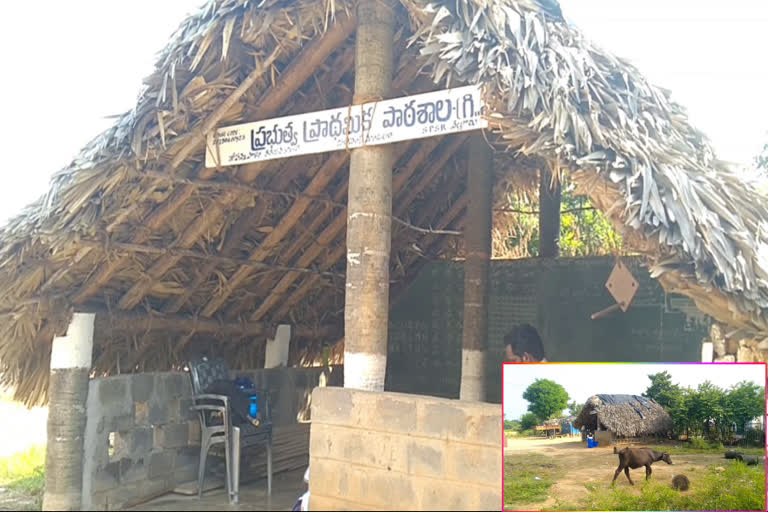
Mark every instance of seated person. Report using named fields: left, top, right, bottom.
left=504, top=323, right=548, bottom=362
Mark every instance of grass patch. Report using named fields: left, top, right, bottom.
left=581, top=461, right=766, bottom=511
left=0, top=445, right=45, bottom=511
left=648, top=443, right=765, bottom=456
left=504, top=453, right=560, bottom=507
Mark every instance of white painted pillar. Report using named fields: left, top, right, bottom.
left=43, top=312, right=95, bottom=511
left=265, top=324, right=291, bottom=368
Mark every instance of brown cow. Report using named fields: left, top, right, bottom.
left=612, top=447, right=673, bottom=485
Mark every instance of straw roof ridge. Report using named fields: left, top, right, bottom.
left=573, top=393, right=673, bottom=437
left=402, top=0, right=768, bottom=332
left=0, top=0, right=767, bottom=405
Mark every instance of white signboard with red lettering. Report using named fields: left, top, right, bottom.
left=204, top=84, right=487, bottom=168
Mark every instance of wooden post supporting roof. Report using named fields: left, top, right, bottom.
left=460, top=134, right=493, bottom=402
left=343, top=0, right=396, bottom=391
left=42, top=313, right=94, bottom=511
left=539, top=168, right=561, bottom=258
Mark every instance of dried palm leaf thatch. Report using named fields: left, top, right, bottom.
left=574, top=394, right=673, bottom=438
left=0, top=0, right=767, bottom=406
left=403, top=0, right=768, bottom=331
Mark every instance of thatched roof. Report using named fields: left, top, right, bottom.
left=573, top=394, right=673, bottom=437
left=1, top=0, right=767, bottom=405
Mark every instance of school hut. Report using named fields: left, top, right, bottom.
left=0, top=0, right=766, bottom=510
left=574, top=394, right=674, bottom=445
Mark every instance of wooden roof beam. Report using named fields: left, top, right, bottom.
left=161, top=205, right=266, bottom=314
left=92, top=309, right=339, bottom=339
left=235, top=14, right=358, bottom=183
left=246, top=136, right=454, bottom=322
left=199, top=57, right=425, bottom=318
left=225, top=71, right=432, bottom=320
left=200, top=150, right=351, bottom=317
left=70, top=186, right=197, bottom=304
left=268, top=139, right=469, bottom=321
left=102, top=18, right=358, bottom=310
left=158, top=46, right=358, bottom=315
left=245, top=141, right=414, bottom=321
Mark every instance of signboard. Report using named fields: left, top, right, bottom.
left=205, top=84, right=487, bottom=168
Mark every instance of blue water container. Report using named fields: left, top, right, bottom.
left=587, top=438, right=594, bottom=448
left=249, top=395, right=259, bottom=418
left=594, top=441, right=599, bottom=447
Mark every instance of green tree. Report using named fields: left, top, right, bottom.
left=522, top=379, right=570, bottom=422
left=643, top=371, right=682, bottom=410
left=520, top=412, right=539, bottom=430
left=504, top=419, right=521, bottom=431
left=568, top=400, right=583, bottom=417
left=727, top=381, right=765, bottom=433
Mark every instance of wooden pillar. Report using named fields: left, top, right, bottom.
left=43, top=312, right=95, bottom=511
left=538, top=168, right=561, bottom=257
left=343, top=0, right=396, bottom=391
left=460, top=134, right=493, bottom=401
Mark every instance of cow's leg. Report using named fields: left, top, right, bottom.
left=612, top=464, right=623, bottom=483
left=624, top=467, right=634, bottom=486
left=646, top=464, right=652, bottom=480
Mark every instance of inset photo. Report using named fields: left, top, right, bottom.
left=502, top=362, right=767, bottom=512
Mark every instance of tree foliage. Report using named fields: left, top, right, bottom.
left=522, top=379, right=570, bottom=422
left=643, top=371, right=682, bottom=410
left=568, top=400, right=583, bottom=417
left=645, top=373, right=766, bottom=442
left=493, top=177, right=623, bottom=259
left=520, top=412, right=539, bottom=430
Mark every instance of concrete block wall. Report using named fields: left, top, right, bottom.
left=81, top=366, right=340, bottom=510
left=388, top=256, right=712, bottom=402
left=82, top=373, right=199, bottom=510
left=309, top=387, right=501, bottom=511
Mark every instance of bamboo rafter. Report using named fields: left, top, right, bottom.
left=110, top=19, right=360, bottom=311
left=162, top=45, right=359, bottom=315
left=75, top=239, right=345, bottom=279
left=248, top=135, right=465, bottom=322
left=268, top=140, right=470, bottom=323
left=200, top=57, right=426, bottom=318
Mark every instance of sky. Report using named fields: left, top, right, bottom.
left=503, top=363, right=767, bottom=420
left=0, top=0, right=765, bottom=225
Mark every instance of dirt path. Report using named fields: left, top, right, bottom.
left=504, top=438, right=721, bottom=510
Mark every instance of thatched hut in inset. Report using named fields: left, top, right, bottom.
left=574, top=394, right=673, bottom=444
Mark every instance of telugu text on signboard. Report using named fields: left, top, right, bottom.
left=204, top=84, right=487, bottom=168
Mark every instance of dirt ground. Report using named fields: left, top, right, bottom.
left=504, top=437, right=724, bottom=511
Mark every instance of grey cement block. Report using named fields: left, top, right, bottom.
left=419, top=403, right=468, bottom=440
left=148, top=451, right=176, bottom=479
left=98, top=378, right=132, bottom=416
left=176, top=446, right=200, bottom=471
left=375, top=397, right=418, bottom=433
left=118, top=457, right=147, bottom=484
left=178, top=398, right=195, bottom=422
left=164, top=373, right=189, bottom=398
left=130, top=427, right=154, bottom=454
left=312, top=387, right=354, bottom=424
left=148, top=401, right=169, bottom=425
left=407, top=441, right=444, bottom=478
left=155, top=423, right=189, bottom=449
left=92, top=462, right=120, bottom=493
left=130, top=374, right=154, bottom=403
left=108, top=413, right=135, bottom=433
